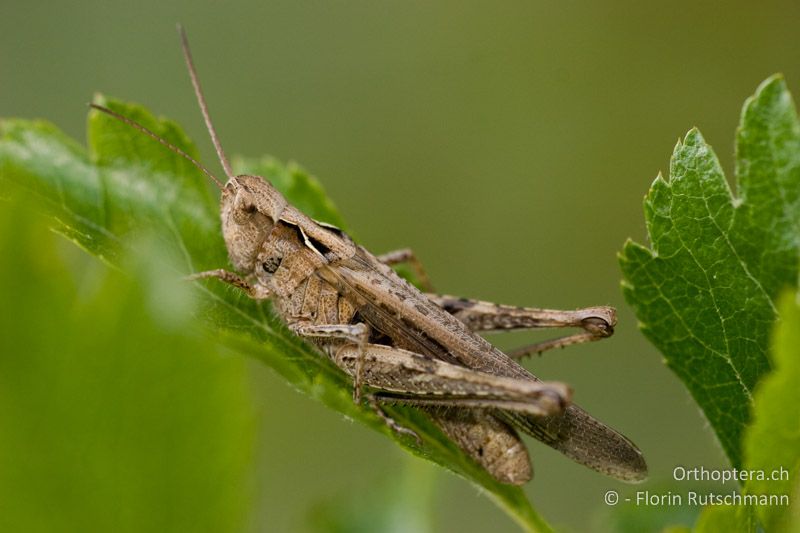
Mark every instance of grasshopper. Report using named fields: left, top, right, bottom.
left=90, top=27, right=647, bottom=485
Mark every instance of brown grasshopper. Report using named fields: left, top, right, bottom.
left=90, top=27, right=647, bottom=485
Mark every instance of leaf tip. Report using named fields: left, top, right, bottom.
left=682, top=127, right=706, bottom=147
left=90, top=92, right=107, bottom=104
left=739, top=74, right=794, bottom=132
left=617, top=240, right=637, bottom=272
left=619, top=240, right=656, bottom=273
left=755, top=73, right=787, bottom=96
left=651, top=171, right=667, bottom=188
left=670, top=129, right=710, bottom=172
left=618, top=237, right=637, bottom=258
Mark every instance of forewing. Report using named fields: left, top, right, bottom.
left=500, top=408, right=647, bottom=482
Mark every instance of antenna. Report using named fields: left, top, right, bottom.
left=88, top=103, right=224, bottom=189
left=177, top=24, right=235, bottom=180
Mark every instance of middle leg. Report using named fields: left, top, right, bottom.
left=290, top=322, right=370, bottom=402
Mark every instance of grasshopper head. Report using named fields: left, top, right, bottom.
left=221, top=175, right=287, bottom=274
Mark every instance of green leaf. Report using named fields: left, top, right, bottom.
left=0, top=204, right=253, bottom=532
left=693, top=505, right=755, bottom=533
left=692, top=291, right=800, bottom=533
left=619, top=75, right=800, bottom=467
left=740, top=291, right=800, bottom=531
left=307, top=456, right=438, bottom=533
left=0, top=97, right=552, bottom=532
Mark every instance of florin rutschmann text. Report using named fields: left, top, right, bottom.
left=632, top=490, right=788, bottom=507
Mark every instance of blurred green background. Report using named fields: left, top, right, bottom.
left=2, top=1, right=799, bottom=531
